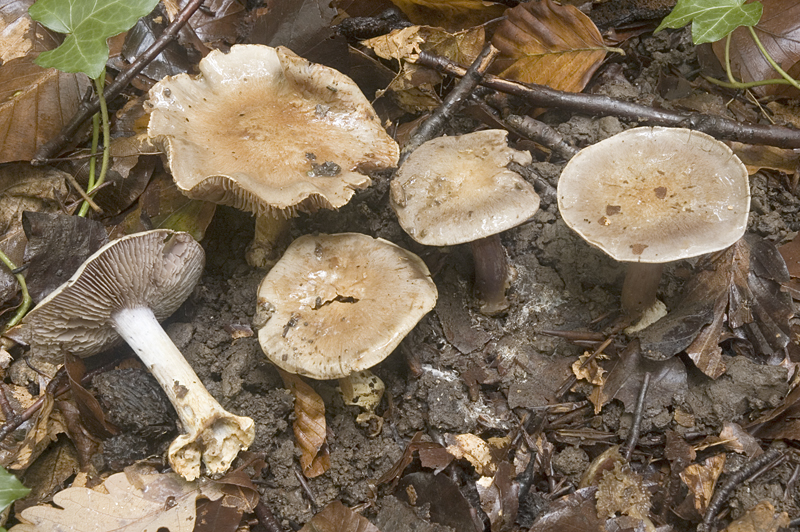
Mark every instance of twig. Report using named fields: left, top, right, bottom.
left=623, top=372, right=651, bottom=462
left=504, top=114, right=579, bottom=160
left=254, top=499, right=285, bottom=532
left=293, top=465, right=319, bottom=510
left=399, top=44, right=500, bottom=165
left=64, top=171, right=102, bottom=213
left=32, top=0, right=205, bottom=163
left=414, top=51, right=800, bottom=148
left=702, top=445, right=786, bottom=531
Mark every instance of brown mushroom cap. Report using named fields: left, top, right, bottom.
left=146, top=45, right=399, bottom=218
left=390, top=130, right=539, bottom=246
left=256, top=233, right=437, bottom=380
left=6, top=230, right=204, bottom=361
left=557, top=127, right=750, bottom=263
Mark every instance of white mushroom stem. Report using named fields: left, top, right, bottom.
left=621, top=262, right=665, bottom=318
left=112, top=306, right=255, bottom=481
left=246, top=214, right=291, bottom=268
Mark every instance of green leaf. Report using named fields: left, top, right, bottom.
left=0, top=466, right=29, bottom=512
left=655, top=0, right=763, bottom=44
left=29, top=0, right=160, bottom=78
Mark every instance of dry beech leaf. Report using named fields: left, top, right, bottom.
left=718, top=422, right=763, bottom=457
left=712, top=0, right=800, bottom=98
left=528, top=487, right=604, bottom=532
left=491, top=0, right=611, bottom=92
left=299, top=500, right=381, bottom=532
left=388, top=0, right=506, bottom=32
left=680, top=453, right=726, bottom=514
left=396, top=472, right=482, bottom=531
left=729, top=142, right=800, bottom=175
left=17, top=470, right=219, bottom=532
left=476, top=461, right=518, bottom=532
left=278, top=369, right=330, bottom=478
left=0, top=0, right=61, bottom=63
left=724, top=500, right=790, bottom=532
left=0, top=55, right=90, bottom=163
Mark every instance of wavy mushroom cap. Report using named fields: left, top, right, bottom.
left=6, top=230, right=204, bottom=361
left=390, top=130, right=540, bottom=246
left=558, top=127, right=750, bottom=263
left=256, top=233, right=437, bottom=380
left=147, top=45, right=399, bottom=218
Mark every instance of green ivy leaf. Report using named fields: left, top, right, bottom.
left=29, top=0, right=160, bottom=78
left=0, top=466, right=29, bottom=512
left=655, top=0, right=763, bottom=44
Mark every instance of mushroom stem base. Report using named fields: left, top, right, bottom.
left=471, top=235, right=511, bottom=315
left=112, top=306, right=255, bottom=480
left=621, top=263, right=665, bottom=318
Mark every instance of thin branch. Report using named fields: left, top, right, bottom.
left=414, top=51, right=800, bottom=148
left=32, top=0, right=205, bottom=163
left=399, top=44, right=500, bottom=165
left=623, top=372, right=651, bottom=462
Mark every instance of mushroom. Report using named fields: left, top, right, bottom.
left=557, top=126, right=750, bottom=322
left=5, top=230, right=254, bottom=481
left=255, top=233, right=437, bottom=425
left=146, top=44, right=399, bottom=267
left=389, top=130, right=540, bottom=315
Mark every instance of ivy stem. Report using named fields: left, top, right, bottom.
left=725, top=33, right=736, bottom=85
left=0, top=250, right=32, bottom=331
left=747, top=26, right=800, bottom=91
left=78, top=69, right=110, bottom=217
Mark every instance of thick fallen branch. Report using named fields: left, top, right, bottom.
left=32, top=0, right=204, bottom=163
left=415, top=51, right=800, bottom=148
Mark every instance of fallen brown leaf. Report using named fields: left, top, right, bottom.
left=723, top=500, right=790, bottom=532
left=388, top=0, right=506, bottom=32
left=529, top=487, right=604, bottom=532
left=712, top=0, right=800, bottom=98
left=3, top=393, right=66, bottom=470
left=278, top=369, right=330, bottom=478
left=491, top=0, right=611, bottom=92
left=476, top=461, right=518, bottom=532
left=0, top=56, right=90, bottom=163
left=396, top=472, right=483, bottom=532
left=0, top=0, right=60, bottom=63
left=680, top=453, right=725, bottom=514
left=299, top=500, right=380, bottom=532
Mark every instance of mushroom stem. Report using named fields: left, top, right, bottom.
left=621, top=262, right=665, bottom=317
left=112, top=306, right=254, bottom=481
left=471, top=234, right=511, bottom=315
left=246, top=214, right=290, bottom=268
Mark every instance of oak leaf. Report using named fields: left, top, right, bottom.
left=491, top=0, right=611, bottom=92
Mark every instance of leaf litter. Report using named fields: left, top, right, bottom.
left=2, top=0, right=800, bottom=530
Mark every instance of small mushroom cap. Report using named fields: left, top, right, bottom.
left=147, top=44, right=399, bottom=218
left=256, top=233, right=437, bottom=380
left=6, top=230, right=204, bottom=361
left=558, top=127, right=750, bottom=263
left=390, top=130, right=539, bottom=246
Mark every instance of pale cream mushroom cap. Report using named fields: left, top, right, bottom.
left=557, top=127, right=750, bottom=263
left=256, top=233, right=437, bottom=380
left=146, top=44, right=399, bottom=218
left=390, top=130, right=539, bottom=246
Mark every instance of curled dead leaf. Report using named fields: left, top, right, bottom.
left=680, top=453, right=726, bottom=514
left=278, top=369, right=330, bottom=478
left=299, top=500, right=381, bottom=532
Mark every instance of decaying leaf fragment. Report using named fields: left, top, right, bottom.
left=299, top=500, right=381, bottom=532
left=445, top=433, right=498, bottom=477
left=680, top=453, right=725, bottom=514
left=476, top=461, right=518, bottom=532
left=724, top=500, right=790, bottom=532
left=362, top=25, right=485, bottom=112
left=278, top=370, right=330, bottom=478
left=491, top=0, right=611, bottom=92
left=16, top=469, right=220, bottom=532
left=638, top=236, right=794, bottom=375
left=595, top=461, right=651, bottom=520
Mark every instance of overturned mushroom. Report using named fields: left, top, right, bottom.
left=255, top=233, right=437, bottom=425
left=390, top=130, right=539, bottom=314
left=5, top=230, right=254, bottom=481
left=558, top=126, right=750, bottom=323
left=147, top=44, right=399, bottom=267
